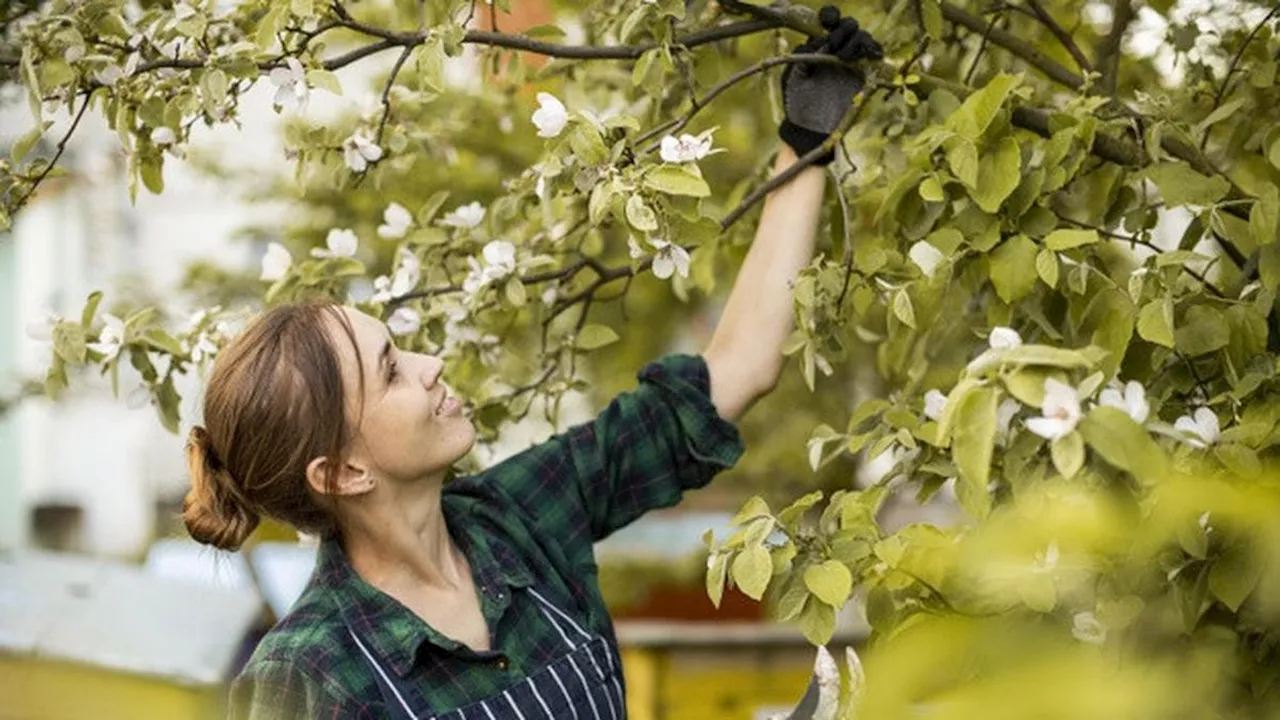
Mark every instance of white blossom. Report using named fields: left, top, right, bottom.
left=386, top=307, right=421, bottom=336
left=372, top=248, right=421, bottom=303
left=95, top=54, right=138, bottom=86
left=342, top=132, right=383, bottom=172
left=1099, top=379, right=1149, bottom=424
left=173, top=2, right=197, bottom=20
left=923, top=389, right=947, bottom=422
left=440, top=201, right=486, bottom=229
left=1174, top=407, right=1220, bottom=448
left=1025, top=378, right=1081, bottom=441
left=645, top=237, right=690, bottom=280
left=150, top=127, right=176, bottom=146
left=531, top=92, right=568, bottom=138
left=311, top=228, right=358, bottom=259
left=659, top=130, right=715, bottom=163
left=989, top=326, right=1023, bottom=349
left=462, top=240, right=518, bottom=296
left=908, top=241, right=945, bottom=278
left=377, top=202, right=413, bottom=240
left=541, top=286, right=558, bottom=307
left=269, top=57, right=309, bottom=113
left=260, top=242, right=292, bottom=281
left=87, top=314, right=126, bottom=361
left=64, top=45, right=85, bottom=63
left=996, top=397, right=1021, bottom=436
left=1071, top=612, right=1107, bottom=645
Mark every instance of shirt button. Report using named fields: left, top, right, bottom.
left=495, top=657, right=509, bottom=670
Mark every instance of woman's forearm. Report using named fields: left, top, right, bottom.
left=705, top=145, right=827, bottom=421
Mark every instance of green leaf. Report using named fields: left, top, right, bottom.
left=1146, top=162, right=1230, bottom=207
left=568, top=124, right=608, bottom=165
left=1044, top=229, right=1100, bottom=250
left=803, top=560, right=853, bottom=607
left=777, top=491, right=823, bottom=527
left=892, top=290, right=916, bottom=329
left=797, top=598, right=837, bottom=645
left=989, top=234, right=1038, bottom=303
left=1249, top=185, right=1279, bottom=246
left=946, top=140, right=979, bottom=188
left=952, top=385, right=997, bottom=518
left=576, top=324, right=619, bottom=350
left=1215, top=443, right=1261, bottom=476
left=1078, top=406, right=1166, bottom=477
left=774, top=574, right=810, bottom=622
left=918, top=176, right=945, bottom=202
left=80, top=291, right=103, bottom=328
left=625, top=195, right=658, bottom=232
left=920, top=0, right=943, bottom=37
left=524, top=23, right=567, bottom=39
left=52, top=322, right=87, bottom=365
left=643, top=165, right=710, bottom=197
left=142, top=328, right=183, bottom=356
left=305, top=69, right=342, bottom=95
left=1050, top=430, right=1085, bottom=478
left=1036, top=248, right=1059, bottom=288
left=1137, top=298, right=1175, bottom=348
left=731, top=544, right=772, bottom=601
left=11, top=122, right=50, bottom=163
left=706, top=553, right=727, bottom=608
left=946, top=73, right=1020, bottom=140
left=732, top=496, right=772, bottom=525
left=1175, top=305, right=1229, bottom=356
left=971, top=136, right=1021, bottom=213
left=1208, top=543, right=1263, bottom=612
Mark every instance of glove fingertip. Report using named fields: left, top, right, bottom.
left=818, top=6, right=841, bottom=30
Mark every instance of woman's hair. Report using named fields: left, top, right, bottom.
left=182, top=301, right=364, bottom=551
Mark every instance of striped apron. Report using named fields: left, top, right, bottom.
left=346, top=587, right=626, bottom=719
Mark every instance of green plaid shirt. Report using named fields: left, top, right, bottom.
left=229, top=354, right=743, bottom=719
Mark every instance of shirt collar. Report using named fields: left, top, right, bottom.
left=315, top=497, right=535, bottom=677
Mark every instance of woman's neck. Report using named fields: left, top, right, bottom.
left=340, top=480, right=469, bottom=593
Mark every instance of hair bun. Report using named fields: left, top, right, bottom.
left=182, top=425, right=259, bottom=551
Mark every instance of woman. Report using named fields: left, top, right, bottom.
left=188, top=10, right=880, bottom=718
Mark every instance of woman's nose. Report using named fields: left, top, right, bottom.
left=418, top=355, right=444, bottom=388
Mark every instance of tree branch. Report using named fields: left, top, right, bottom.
left=1024, top=0, right=1093, bottom=74
left=940, top=1, right=1084, bottom=90
left=1094, top=0, right=1133, bottom=97
left=720, top=82, right=875, bottom=230
left=9, top=95, right=91, bottom=214
left=1201, top=3, right=1280, bottom=151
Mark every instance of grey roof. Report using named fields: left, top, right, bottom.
left=0, top=549, right=263, bottom=686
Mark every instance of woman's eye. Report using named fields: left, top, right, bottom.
left=388, top=360, right=399, bottom=382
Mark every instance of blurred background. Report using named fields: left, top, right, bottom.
left=0, top=0, right=1273, bottom=718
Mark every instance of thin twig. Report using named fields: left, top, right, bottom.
left=1024, top=0, right=1093, bottom=74
left=9, top=96, right=91, bottom=213
left=373, top=45, right=413, bottom=147
left=721, top=84, right=875, bottom=231
left=964, top=8, right=1006, bottom=86
left=1200, top=3, right=1280, bottom=151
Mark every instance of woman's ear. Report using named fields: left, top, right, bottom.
left=306, top=456, right=375, bottom=496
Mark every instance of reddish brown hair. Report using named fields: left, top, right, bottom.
left=182, top=301, right=364, bottom=551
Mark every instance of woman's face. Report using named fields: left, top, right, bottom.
left=329, top=307, right=475, bottom=484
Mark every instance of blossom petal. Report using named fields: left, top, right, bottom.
left=989, top=326, right=1023, bottom=349
left=908, top=241, right=945, bottom=278
left=1025, top=416, right=1073, bottom=441
left=923, top=389, right=947, bottom=422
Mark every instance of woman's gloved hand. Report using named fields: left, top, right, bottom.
left=778, top=5, right=884, bottom=165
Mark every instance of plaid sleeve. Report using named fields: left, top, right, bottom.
left=229, top=659, right=374, bottom=720
left=483, top=353, right=744, bottom=556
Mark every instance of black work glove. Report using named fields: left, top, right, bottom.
left=779, top=6, right=884, bottom=165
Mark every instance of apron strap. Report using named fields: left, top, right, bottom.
left=526, top=588, right=593, bottom=646
left=347, top=626, right=419, bottom=719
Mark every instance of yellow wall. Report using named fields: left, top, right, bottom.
left=0, top=657, right=222, bottom=720
left=621, top=646, right=817, bottom=720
